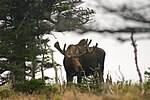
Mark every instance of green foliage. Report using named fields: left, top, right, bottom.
left=144, top=67, right=150, bottom=94
left=22, top=79, right=45, bottom=94
left=20, top=79, right=59, bottom=95
left=0, top=82, right=150, bottom=100
left=145, top=67, right=150, bottom=81
left=72, top=78, right=103, bottom=95
left=0, top=0, right=94, bottom=91
left=0, top=89, right=11, bottom=99
left=53, top=2, right=73, bottom=12
left=43, top=85, right=58, bottom=95
left=0, top=85, right=11, bottom=99
left=123, top=81, right=132, bottom=93
left=79, top=83, right=103, bottom=94
left=144, top=81, right=150, bottom=93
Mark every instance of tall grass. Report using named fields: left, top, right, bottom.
left=0, top=82, right=150, bottom=100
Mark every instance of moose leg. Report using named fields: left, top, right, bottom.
left=98, top=63, right=104, bottom=83
left=77, top=72, right=82, bottom=83
left=66, top=74, right=73, bottom=83
left=100, top=72, right=104, bottom=83
left=101, top=64, right=104, bottom=83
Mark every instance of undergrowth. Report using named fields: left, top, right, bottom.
left=0, top=81, right=150, bottom=100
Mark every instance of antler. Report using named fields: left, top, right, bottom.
left=74, top=43, right=98, bottom=58
left=90, top=43, right=98, bottom=53
left=86, top=43, right=98, bottom=53
left=54, top=42, right=67, bottom=56
left=86, top=39, right=97, bottom=53
left=54, top=41, right=98, bottom=58
left=87, top=39, right=92, bottom=46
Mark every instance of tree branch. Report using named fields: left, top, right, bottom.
left=80, top=27, right=150, bottom=34
left=130, top=32, right=145, bottom=94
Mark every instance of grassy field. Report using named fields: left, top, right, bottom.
left=0, top=82, right=150, bottom=100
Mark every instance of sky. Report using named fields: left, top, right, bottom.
left=45, top=32, right=150, bottom=83
left=43, top=0, right=150, bottom=83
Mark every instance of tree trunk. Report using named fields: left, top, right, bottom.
left=54, top=66, right=58, bottom=84
left=51, top=51, right=58, bottom=84
left=12, top=62, right=26, bottom=92
left=41, top=52, right=45, bottom=80
left=31, top=59, right=36, bottom=79
left=131, top=32, right=145, bottom=94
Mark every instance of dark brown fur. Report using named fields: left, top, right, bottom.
left=54, top=39, right=105, bottom=83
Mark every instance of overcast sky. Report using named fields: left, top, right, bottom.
left=44, top=0, right=150, bottom=83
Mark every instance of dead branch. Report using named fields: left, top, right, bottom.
left=130, top=32, right=143, bottom=83
left=118, top=65, right=125, bottom=83
left=130, top=32, right=145, bottom=94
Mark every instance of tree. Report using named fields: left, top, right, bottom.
left=25, top=36, right=53, bottom=80
left=79, top=0, right=150, bottom=42
left=145, top=67, right=150, bottom=81
left=0, top=0, right=94, bottom=91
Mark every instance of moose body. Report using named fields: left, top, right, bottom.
left=64, top=47, right=105, bottom=83
left=54, top=39, right=105, bottom=83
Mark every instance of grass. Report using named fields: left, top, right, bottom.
left=0, top=82, right=150, bottom=100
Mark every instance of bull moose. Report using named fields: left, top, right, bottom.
left=54, top=39, right=105, bottom=83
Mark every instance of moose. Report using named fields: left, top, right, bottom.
left=54, top=39, right=106, bottom=83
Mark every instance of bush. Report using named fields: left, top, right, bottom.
left=43, top=85, right=58, bottom=94
left=22, top=79, right=45, bottom=94
left=77, top=80, right=103, bottom=94
left=145, top=81, right=150, bottom=92
left=0, top=89, right=11, bottom=98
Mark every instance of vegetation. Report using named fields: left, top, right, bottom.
left=0, top=0, right=94, bottom=91
left=0, top=70, right=149, bottom=99
left=0, top=80, right=150, bottom=100
left=0, top=0, right=149, bottom=99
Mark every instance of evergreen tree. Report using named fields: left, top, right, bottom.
left=145, top=67, right=150, bottom=81
left=0, top=0, right=94, bottom=91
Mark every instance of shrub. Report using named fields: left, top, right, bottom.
left=0, top=89, right=11, bottom=98
left=43, top=85, right=58, bottom=94
left=22, top=79, right=45, bottom=94
left=144, top=81, right=150, bottom=92
left=78, top=79, right=103, bottom=94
